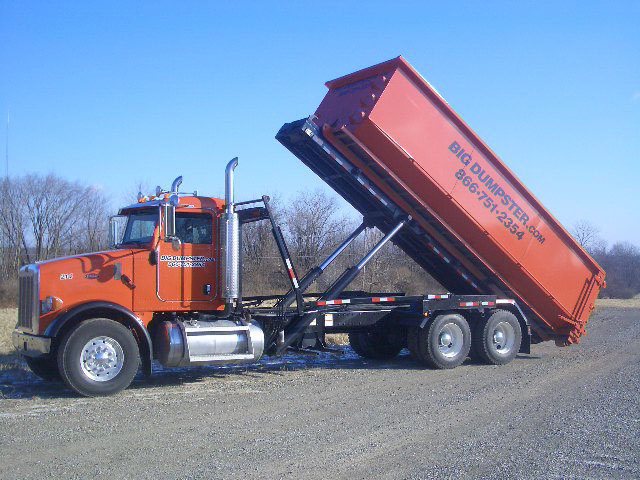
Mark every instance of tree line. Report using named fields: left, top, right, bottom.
left=571, top=220, right=640, bottom=299
left=240, top=190, right=441, bottom=298
left=0, top=173, right=637, bottom=305
left=0, top=174, right=110, bottom=303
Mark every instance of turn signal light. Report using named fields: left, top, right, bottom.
left=41, top=296, right=63, bottom=315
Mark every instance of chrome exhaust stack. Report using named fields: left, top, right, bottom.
left=171, top=176, right=183, bottom=194
left=221, top=158, right=241, bottom=308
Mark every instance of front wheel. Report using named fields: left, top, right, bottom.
left=57, top=318, right=140, bottom=397
left=24, top=355, right=61, bottom=382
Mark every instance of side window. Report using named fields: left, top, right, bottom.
left=174, top=213, right=212, bottom=245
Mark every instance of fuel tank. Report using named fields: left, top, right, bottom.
left=155, top=319, right=265, bottom=367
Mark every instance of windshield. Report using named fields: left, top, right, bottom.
left=121, top=211, right=158, bottom=245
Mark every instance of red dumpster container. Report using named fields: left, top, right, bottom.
left=309, top=56, right=605, bottom=344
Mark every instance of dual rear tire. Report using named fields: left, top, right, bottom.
left=407, top=310, right=522, bottom=369
left=471, top=309, right=522, bottom=365
left=408, top=313, right=471, bottom=369
left=348, top=328, right=405, bottom=360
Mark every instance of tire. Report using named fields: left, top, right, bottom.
left=24, top=355, right=61, bottom=382
left=411, top=313, right=471, bottom=369
left=472, top=309, right=522, bottom=365
left=406, top=327, right=421, bottom=361
left=348, top=329, right=404, bottom=360
left=57, top=318, right=140, bottom=397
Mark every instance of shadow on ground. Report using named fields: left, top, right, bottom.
left=0, top=347, right=538, bottom=401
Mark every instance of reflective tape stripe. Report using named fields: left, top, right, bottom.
left=284, top=258, right=299, bottom=288
left=427, top=294, right=449, bottom=300
left=459, top=301, right=495, bottom=307
left=317, top=299, right=350, bottom=306
left=372, top=297, right=395, bottom=303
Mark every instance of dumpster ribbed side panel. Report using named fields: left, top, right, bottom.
left=308, top=57, right=604, bottom=343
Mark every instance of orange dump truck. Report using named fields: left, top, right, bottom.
left=13, top=57, right=604, bottom=397
left=277, top=56, right=605, bottom=346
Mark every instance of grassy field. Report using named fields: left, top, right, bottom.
left=0, top=299, right=638, bottom=365
left=0, top=308, right=22, bottom=374
left=0, top=308, right=17, bottom=355
left=594, top=298, right=640, bottom=309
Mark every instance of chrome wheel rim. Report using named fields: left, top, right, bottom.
left=80, top=336, right=124, bottom=382
left=437, top=323, right=464, bottom=358
left=491, top=321, right=515, bottom=355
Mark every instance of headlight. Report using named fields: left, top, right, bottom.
left=41, top=296, right=63, bottom=315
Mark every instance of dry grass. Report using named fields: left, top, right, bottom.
left=325, top=333, right=349, bottom=345
left=0, top=308, right=24, bottom=374
left=0, top=308, right=17, bottom=355
left=596, top=298, right=640, bottom=309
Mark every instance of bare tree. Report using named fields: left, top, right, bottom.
left=572, top=220, right=602, bottom=254
left=241, top=197, right=288, bottom=296
left=597, top=242, right=640, bottom=299
left=0, top=174, right=112, bottom=274
left=283, top=189, right=348, bottom=276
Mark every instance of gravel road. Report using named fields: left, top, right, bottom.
left=1, top=307, right=638, bottom=480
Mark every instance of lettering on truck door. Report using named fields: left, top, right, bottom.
left=157, top=212, right=216, bottom=303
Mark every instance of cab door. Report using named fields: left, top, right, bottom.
left=157, top=211, right=217, bottom=305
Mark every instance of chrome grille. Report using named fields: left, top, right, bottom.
left=17, top=265, right=39, bottom=333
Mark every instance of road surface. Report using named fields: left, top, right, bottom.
left=0, top=307, right=638, bottom=479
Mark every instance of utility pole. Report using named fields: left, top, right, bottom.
left=5, top=111, right=8, bottom=178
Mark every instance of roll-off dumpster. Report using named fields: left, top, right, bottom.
left=278, top=56, right=605, bottom=345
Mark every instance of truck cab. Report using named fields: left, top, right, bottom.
left=114, top=195, right=224, bottom=310
left=13, top=161, right=268, bottom=396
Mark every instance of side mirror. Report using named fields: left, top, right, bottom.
left=163, top=201, right=181, bottom=251
left=108, top=217, right=119, bottom=248
left=163, top=204, right=176, bottom=239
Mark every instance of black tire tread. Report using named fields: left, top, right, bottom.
left=414, top=313, right=471, bottom=369
left=348, top=330, right=403, bottom=360
left=57, top=318, right=140, bottom=397
left=407, top=327, right=422, bottom=361
left=24, top=355, right=61, bottom=382
left=472, top=309, right=522, bottom=366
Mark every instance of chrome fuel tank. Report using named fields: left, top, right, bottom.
left=156, top=319, right=264, bottom=368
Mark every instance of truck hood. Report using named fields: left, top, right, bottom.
left=37, top=249, right=140, bottom=330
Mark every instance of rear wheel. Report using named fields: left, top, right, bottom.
left=57, top=318, right=140, bottom=397
left=409, top=313, right=471, bottom=369
left=407, top=327, right=421, bottom=361
left=472, top=310, right=521, bottom=365
left=24, top=355, right=61, bottom=382
left=348, top=329, right=404, bottom=360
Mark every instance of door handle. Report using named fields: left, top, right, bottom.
left=114, top=262, right=122, bottom=280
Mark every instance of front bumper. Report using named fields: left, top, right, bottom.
left=12, top=330, right=52, bottom=357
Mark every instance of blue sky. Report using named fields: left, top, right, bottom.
left=0, top=1, right=638, bottom=244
